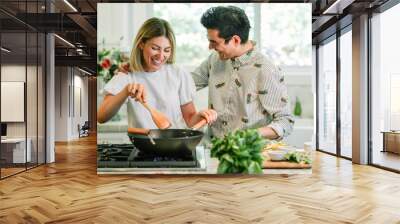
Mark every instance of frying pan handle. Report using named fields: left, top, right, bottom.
left=127, top=127, right=151, bottom=135
left=192, top=118, right=207, bottom=130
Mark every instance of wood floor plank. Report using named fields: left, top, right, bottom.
left=0, top=135, right=400, bottom=223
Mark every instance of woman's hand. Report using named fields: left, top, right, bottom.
left=198, top=109, right=218, bottom=124
left=125, top=83, right=146, bottom=103
left=118, top=62, right=130, bottom=74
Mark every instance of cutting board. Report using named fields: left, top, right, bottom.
left=261, top=151, right=312, bottom=169
left=262, top=160, right=311, bottom=169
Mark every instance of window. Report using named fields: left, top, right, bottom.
left=260, top=4, right=311, bottom=67
left=371, top=3, right=400, bottom=171
left=154, top=3, right=254, bottom=68
left=154, top=3, right=311, bottom=68
left=340, top=29, right=352, bottom=158
left=390, top=74, right=400, bottom=130
left=318, top=37, right=337, bottom=154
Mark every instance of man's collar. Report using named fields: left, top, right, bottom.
left=230, top=41, right=257, bottom=67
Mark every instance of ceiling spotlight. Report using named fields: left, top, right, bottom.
left=1, top=47, right=11, bottom=53
left=322, top=0, right=354, bottom=15
left=54, top=34, right=75, bottom=48
left=63, top=0, right=78, bottom=12
left=78, top=67, right=92, bottom=76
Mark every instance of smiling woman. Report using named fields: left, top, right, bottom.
left=129, top=18, right=176, bottom=73
left=97, top=17, right=217, bottom=130
left=139, top=37, right=172, bottom=72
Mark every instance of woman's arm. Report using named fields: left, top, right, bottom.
left=181, top=102, right=217, bottom=128
left=97, top=83, right=146, bottom=123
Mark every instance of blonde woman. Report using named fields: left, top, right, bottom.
left=97, top=17, right=217, bottom=129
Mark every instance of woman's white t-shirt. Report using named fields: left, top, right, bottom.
left=103, top=64, right=196, bottom=129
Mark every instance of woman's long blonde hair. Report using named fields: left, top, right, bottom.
left=130, top=17, right=176, bottom=72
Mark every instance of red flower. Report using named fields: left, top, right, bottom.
left=101, top=58, right=111, bottom=69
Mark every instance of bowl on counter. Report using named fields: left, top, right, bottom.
left=266, top=150, right=287, bottom=161
left=278, top=146, right=297, bottom=153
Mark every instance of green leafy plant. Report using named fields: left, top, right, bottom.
left=211, top=129, right=267, bottom=174
left=284, top=151, right=311, bottom=164
left=97, top=48, right=129, bottom=83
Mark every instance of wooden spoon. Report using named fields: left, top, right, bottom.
left=191, top=118, right=207, bottom=131
left=139, top=101, right=171, bottom=129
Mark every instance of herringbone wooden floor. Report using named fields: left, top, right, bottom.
left=1, top=135, right=400, bottom=224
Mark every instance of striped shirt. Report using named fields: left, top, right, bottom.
left=192, top=46, right=294, bottom=139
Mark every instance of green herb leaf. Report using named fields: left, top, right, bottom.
left=284, top=151, right=312, bottom=164
left=211, top=129, right=266, bottom=174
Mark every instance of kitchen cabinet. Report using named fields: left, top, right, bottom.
left=382, top=131, right=400, bottom=154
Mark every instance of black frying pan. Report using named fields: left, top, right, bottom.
left=127, top=120, right=206, bottom=157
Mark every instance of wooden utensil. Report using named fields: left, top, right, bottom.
left=191, top=118, right=207, bottom=130
left=139, top=101, right=171, bottom=129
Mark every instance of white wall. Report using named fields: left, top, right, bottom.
left=283, top=66, right=313, bottom=119
left=1, top=65, right=26, bottom=140
left=55, top=67, right=68, bottom=141
left=72, top=73, right=89, bottom=138
left=54, top=67, right=89, bottom=141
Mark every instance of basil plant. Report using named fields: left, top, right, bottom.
left=211, top=129, right=267, bottom=174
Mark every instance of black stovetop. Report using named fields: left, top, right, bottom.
left=97, top=144, right=199, bottom=168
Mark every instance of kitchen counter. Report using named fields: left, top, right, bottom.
left=97, top=147, right=312, bottom=175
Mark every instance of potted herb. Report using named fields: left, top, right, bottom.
left=211, top=129, right=267, bottom=174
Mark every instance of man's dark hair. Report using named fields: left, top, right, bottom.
left=201, top=6, right=251, bottom=44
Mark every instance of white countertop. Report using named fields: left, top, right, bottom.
left=97, top=147, right=312, bottom=175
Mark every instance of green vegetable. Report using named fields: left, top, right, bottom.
left=211, top=129, right=267, bottom=174
left=284, top=151, right=311, bottom=164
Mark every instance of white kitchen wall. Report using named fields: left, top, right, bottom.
left=282, top=66, right=314, bottom=148
left=283, top=66, right=313, bottom=119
